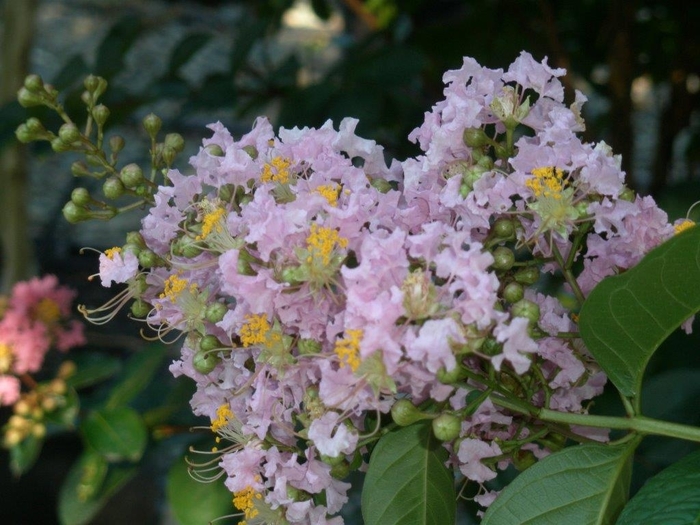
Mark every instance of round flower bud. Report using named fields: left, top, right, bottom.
left=436, top=365, right=466, bottom=384
left=476, top=154, right=494, bottom=170
left=511, top=299, right=540, bottom=324
left=109, top=135, right=125, bottom=153
left=120, top=163, right=143, bottom=188
left=51, top=137, right=72, bottom=153
left=103, top=176, right=125, bottom=200
left=205, top=302, right=228, bottom=324
left=58, top=123, right=81, bottom=144
left=70, top=161, right=90, bottom=177
left=242, top=145, right=257, bottom=159
left=391, top=399, right=426, bottom=426
left=24, top=74, right=44, bottom=93
left=15, top=124, right=33, bottom=144
left=514, top=266, right=540, bottom=285
left=164, top=133, right=185, bottom=153
left=503, top=281, right=524, bottom=303
left=17, top=87, right=43, bottom=107
left=206, top=144, right=225, bottom=157
left=491, top=246, right=515, bottom=271
left=130, top=299, right=151, bottom=318
left=137, top=249, right=160, bottom=269
left=619, top=186, right=635, bottom=202
left=161, top=145, right=177, bottom=166
left=192, top=348, right=220, bottom=375
left=43, top=83, right=58, bottom=99
left=142, top=113, right=162, bottom=137
left=84, top=74, right=100, bottom=93
left=493, top=143, right=509, bottom=159
left=81, top=90, right=92, bottom=105
left=25, top=117, right=45, bottom=134
left=180, top=236, right=203, bottom=259
left=492, top=218, right=515, bottom=239
left=125, top=231, right=146, bottom=249
left=200, top=335, right=222, bottom=353
left=431, top=413, right=461, bottom=442
left=330, top=460, right=350, bottom=480
left=70, top=188, right=91, bottom=206
left=92, top=104, right=110, bottom=126
left=463, top=128, right=489, bottom=148
left=298, top=338, right=321, bottom=355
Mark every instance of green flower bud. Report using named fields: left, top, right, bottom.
left=131, top=274, right=149, bottom=295
left=80, top=90, right=92, bottom=106
left=85, top=153, right=103, bottom=167
left=71, top=188, right=91, bottom=206
left=180, top=236, right=203, bottom=258
left=511, top=299, right=540, bottom=324
left=109, top=135, right=125, bottom=153
left=491, top=246, right=515, bottom=271
left=298, top=338, right=321, bottom=355
left=142, top=113, right=162, bottom=137
left=15, top=124, right=33, bottom=143
left=71, top=161, right=91, bottom=177
left=242, top=145, right=257, bottom=159
left=330, top=460, right=350, bottom=480
left=463, top=128, right=490, bottom=148
left=161, top=145, right=177, bottom=166
left=436, top=365, right=466, bottom=384
left=218, top=184, right=235, bottom=202
left=125, top=231, right=146, bottom=249
left=237, top=253, right=257, bottom=276
left=137, top=249, right=161, bottom=268
left=130, top=299, right=151, bottom=318
left=513, top=449, right=537, bottom=471
left=369, top=177, right=393, bottom=194
left=17, top=87, right=43, bottom=107
left=619, top=186, right=635, bottom=202
left=205, top=302, right=228, bottom=323
left=492, top=218, right=515, bottom=239
left=503, top=281, right=524, bottom=303
left=134, top=184, right=151, bottom=198
left=164, top=133, right=184, bottom=153
left=43, top=83, right=58, bottom=99
left=25, top=117, right=45, bottom=134
left=62, top=202, right=89, bottom=223
left=493, top=143, right=509, bottom=159
left=24, top=74, right=44, bottom=93
left=206, top=144, right=225, bottom=157
left=431, top=413, right=461, bottom=442
left=84, top=74, right=100, bottom=93
left=120, top=163, right=143, bottom=188
left=391, top=399, right=427, bottom=426
left=51, top=137, right=72, bottom=153
left=92, top=104, right=110, bottom=126
left=193, top=348, right=219, bottom=374
left=476, top=155, right=494, bottom=170
left=103, top=176, right=125, bottom=199
left=514, top=266, right=540, bottom=285
left=459, top=182, right=470, bottom=198
left=200, top=335, right=223, bottom=352
left=58, top=123, right=81, bottom=144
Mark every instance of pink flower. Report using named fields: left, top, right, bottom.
left=98, top=248, right=139, bottom=287
left=457, top=438, right=502, bottom=482
left=308, top=412, right=358, bottom=458
left=0, top=375, right=20, bottom=405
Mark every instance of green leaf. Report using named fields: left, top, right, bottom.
left=58, top=451, right=137, bottom=525
left=579, top=226, right=700, bottom=397
left=52, top=55, right=90, bottom=91
left=105, top=344, right=168, bottom=409
left=9, top=434, right=43, bottom=476
left=482, top=441, right=637, bottom=525
left=617, top=449, right=700, bottom=524
left=166, top=456, right=233, bottom=525
left=229, top=19, right=267, bottom=75
left=44, top=386, right=80, bottom=428
left=167, top=32, right=212, bottom=77
left=94, top=16, right=142, bottom=79
left=67, top=354, right=121, bottom=390
left=81, top=406, right=147, bottom=462
left=361, top=421, right=455, bottom=525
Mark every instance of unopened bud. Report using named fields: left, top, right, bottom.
left=511, top=299, right=540, bottom=325
left=120, top=163, right=143, bottom=188
left=463, top=128, right=490, bottom=148
left=164, top=133, right=184, bottom=152
left=192, top=348, right=220, bottom=375
left=17, top=87, right=44, bottom=108
left=109, top=135, right=125, bottom=153
left=514, top=266, right=540, bottom=285
left=142, top=113, right=162, bottom=137
left=205, top=303, right=228, bottom=324
left=503, top=282, right=524, bottom=303
left=103, top=177, right=125, bottom=199
left=431, top=413, right=461, bottom=442
left=491, top=246, right=515, bottom=271
left=71, top=188, right=92, bottom=206
left=51, top=137, right=72, bottom=153
left=24, top=74, right=44, bottom=93
left=391, top=399, right=428, bottom=426
left=62, top=202, right=90, bottom=223
left=130, top=299, right=151, bottom=318
left=92, top=104, right=110, bottom=126
left=71, top=161, right=91, bottom=177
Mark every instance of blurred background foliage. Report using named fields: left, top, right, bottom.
left=0, top=0, right=699, bottom=523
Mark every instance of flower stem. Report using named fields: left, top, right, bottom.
left=551, top=241, right=586, bottom=305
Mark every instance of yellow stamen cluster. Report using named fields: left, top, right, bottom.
left=261, top=157, right=292, bottom=184
left=160, top=274, right=198, bottom=302
left=306, top=224, right=348, bottom=266
left=197, top=207, right=226, bottom=240
left=0, top=342, right=13, bottom=374
left=233, top=486, right=263, bottom=524
left=211, top=402, right=233, bottom=432
left=239, top=314, right=271, bottom=347
left=35, top=298, right=61, bottom=325
left=525, top=167, right=567, bottom=199
left=674, top=219, right=695, bottom=235
left=104, top=247, right=121, bottom=260
left=335, top=329, right=363, bottom=372
left=315, top=184, right=340, bottom=207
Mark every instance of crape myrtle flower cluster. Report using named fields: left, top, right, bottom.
left=0, top=275, right=85, bottom=446
left=85, top=52, right=679, bottom=523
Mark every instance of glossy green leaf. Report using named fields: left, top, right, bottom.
left=105, top=344, right=168, bottom=409
left=579, top=226, right=700, bottom=397
left=361, top=421, right=455, bottom=525
left=482, top=441, right=637, bottom=525
left=166, top=456, right=234, bottom=525
left=58, top=451, right=137, bottom=525
left=229, top=19, right=266, bottom=75
left=94, top=16, right=142, bottom=79
left=167, top=32, right=211, bottom=76
left=617, top=449, right=700, bottom=524
left=81, top=406, right=147, bottom=462
left=67, top=354, right=121, bottom=390
left=9, top=434, right=43, bottom=476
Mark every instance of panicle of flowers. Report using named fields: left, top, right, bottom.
left=81, top=52, right=678, bottom=522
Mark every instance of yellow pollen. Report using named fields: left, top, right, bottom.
left=261, top=156, right=292, bottom=184
left=335, top=329, right=363, bottom=372
left=211, top=403, right=233, bottom=432
left=35, top=298, right=61, bottom=325
left=315, top=184, right=340, bottom=207
left=239, top=314, right=271, bottom=347
left=233, top=486, right=263, bottom=524
left=0, top=342, right=13, bottom=374
left=197, top=207, right=226, bottom=240
left=104, top=247, right=121, bottom=260
left=674, top=219, right=695, bottom=235
left=159, top=274, right=197, bottom=302
left=306, top=224, right=348, bottom=266
left=526, top=166, right=566, bottom=199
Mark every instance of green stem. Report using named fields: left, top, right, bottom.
left=551, top=240, right=586, bottom=305
left=539, top=408, right=700, bottom=443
